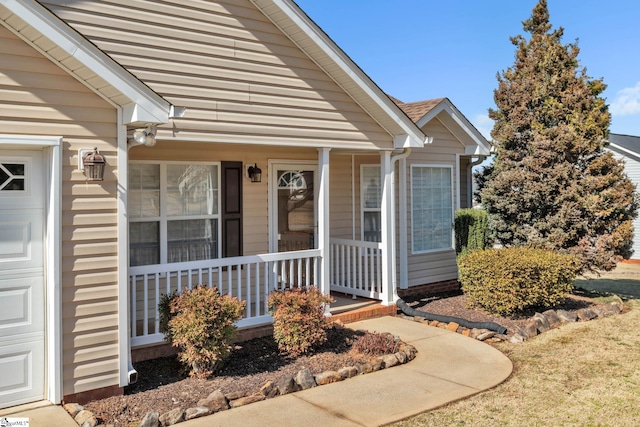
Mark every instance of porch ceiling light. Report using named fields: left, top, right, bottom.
left=247, top=163, right=262, bottom=183
left=80, top=147, right=107, bottom=181
left=131, top=124, right=157, bottom=147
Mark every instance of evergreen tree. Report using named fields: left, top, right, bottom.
left=479, top=0, right=638, bottom=271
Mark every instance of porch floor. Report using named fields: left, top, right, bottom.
left=329, top=292, right=396, bottom=324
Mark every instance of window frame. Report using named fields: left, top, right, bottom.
left=129, top=160, right=222, bottom=266
left=360, top=164, right=381, bottom=242
left=410, top=164, right=455, bottom=254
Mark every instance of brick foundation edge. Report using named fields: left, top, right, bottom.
left=63, top=384, right=123, bottom=406
left=397, top=279, right=461, bottom=298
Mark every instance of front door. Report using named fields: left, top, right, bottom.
left=0, top=150, right=46, bottom=409
left=271, top=164, right=317, bottom=253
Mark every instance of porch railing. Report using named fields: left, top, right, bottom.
left=129, top=249, right=320, bottom=347
left=329, top=238, right=383, bottom=299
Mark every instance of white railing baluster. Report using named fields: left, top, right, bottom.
left=131, top=276, right=137, bottom=338
left=142, top=275, right=149, bottom=336
left=154, top=273, right=160, bottom=334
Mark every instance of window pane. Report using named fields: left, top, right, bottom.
left=129, top=164, right=160, bottom=218
left=168, top=219, right=218, bottom=263
left=363, top=212, right=381, bottom=242
left=167, top=164, right=218, bottom=216
left=0, top=162, right=26, bottom=191
left=362, top=166, right=381, bottom=209
left=130, top=222, right=159, bottom=266
left=412, top=166, right=453, bottom=252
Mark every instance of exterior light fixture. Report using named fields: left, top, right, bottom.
left=129, top=124, right=157, bottom=147
left=80, top=147, right=107, bottom=181
left=247, top=163, right=262, bottom=183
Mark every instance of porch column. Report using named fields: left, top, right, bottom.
left=317, top=148, right=331, bottom=311
left=380, top=151, right=394, bottom=305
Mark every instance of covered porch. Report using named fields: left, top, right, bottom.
left=128, top=148, right=400, bottom=348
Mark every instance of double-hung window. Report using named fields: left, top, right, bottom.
left=411, top=165, right=454, bottom=253
left=129, top=162, right=220, bottom=266
left=361, top=165, right=381, bottom=242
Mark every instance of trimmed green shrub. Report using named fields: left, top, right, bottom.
left=161, top=286, right=245, bottom=378
left=455, top=208, right=489, bottom=255
left=458, top=247, right=581, bottom=316
left=268, top=286, right=334, bottom=357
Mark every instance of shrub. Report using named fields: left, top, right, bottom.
left=352, top=331, right=399, bottom=356
left=268, top=286, right=334, bottom=357
left=454, top=208, right=489, bottom=255
left=162, top=286, right=245, bottom=378
left=458, top=247, right=581, bottom=316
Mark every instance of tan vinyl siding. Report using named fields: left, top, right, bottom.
left=329, top=155, right=356, bottom=240
left=42, top=0, right=394, bottom=149
left=405, top=120, right=465, bottom=287
left=0, top=26, right=120, bottom=396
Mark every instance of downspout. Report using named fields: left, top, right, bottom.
left=390, top=148, right=412, bottom=300
left=117, top=108, right=138, bottom=385
left=466, top=156, right=486, bottom=208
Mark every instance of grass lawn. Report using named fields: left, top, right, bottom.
left=391, top=263, right=640, bottom=427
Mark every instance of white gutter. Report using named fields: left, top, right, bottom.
left=390, top=148, right=412, bottom=295
left=467, top=156, right=486, bottom=208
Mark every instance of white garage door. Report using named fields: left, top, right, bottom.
left=0, top=150, right=45, bottom=409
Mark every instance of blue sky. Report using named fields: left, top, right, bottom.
left=294, top=0, right=640, bottom=140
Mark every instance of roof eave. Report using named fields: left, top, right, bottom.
left=0, top=0, right=171, bottom=125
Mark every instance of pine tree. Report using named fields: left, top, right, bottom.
left=479, top=0, right=638, bottom=271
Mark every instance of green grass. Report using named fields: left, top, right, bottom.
left=390, top=263, right=640, bottom=427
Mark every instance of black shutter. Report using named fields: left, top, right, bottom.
left=221, top=161, right=243, bottom=258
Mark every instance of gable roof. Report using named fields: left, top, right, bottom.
left=250, top=0, right=426, bottom=149
left=608, top=133, right=640, bottom=160
left=0, top=0, right=172, bottom=125
left=393, top=97, right=491, bottom=156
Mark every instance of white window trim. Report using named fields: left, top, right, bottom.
left=410, top=164, right=455, bottom=255
left=360, top=164, right=381, bottom=241
left=129, top=160, right=222, bottom=265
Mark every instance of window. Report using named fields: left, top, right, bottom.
left=361, top=165, right=381, bottom=242
left=411, top=165, right=453, bottom=253
left=129, top=162, right=220, bottom=266
left=0, top=162, right=26, bottom=191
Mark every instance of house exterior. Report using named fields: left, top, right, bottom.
left=607, top=133, right=640, bottom=260
left=0, top=0, right=489, bottom=408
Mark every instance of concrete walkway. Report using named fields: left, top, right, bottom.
left=1, top=316, right=512, bottom=427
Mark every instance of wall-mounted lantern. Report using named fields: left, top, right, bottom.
left=247, top=163, right=262, bottom=183
left=79, top=147, right=107, bottom=181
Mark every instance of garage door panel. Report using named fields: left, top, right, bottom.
left=0, top=211, right=43, bottom=272
left=0, top=338, right=45, bottom=407
left=0, top=277, right=44, bottom=336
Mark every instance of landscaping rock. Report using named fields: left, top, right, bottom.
left=556, top=309, right=577, bottom=323
left=476, top=331, right=495, bottom=341
left=315, top=371, right=342, bottom=385
left=515, top=319, right=538, bottom=341
left=63, top=403, right=83, bottom=418
left=137, top=411, right=159, bottom=427
left=470, top=328, right=490, bottom=339
left=276, top=375, right=299, bottom=395
left=542, top=310, right=562, bottom=329
left=75, top=410, right=98, bottom=427
left=446, top=322, right=460, bottom=332
left=394, top=351, right=407, bottom=364
left=338, top=366, right=358, bottom=379
left=577, top=307, right=598, bottom=321
left=197, top=389, right=229, bottom=412
left=533, top=312, right=551, bottom=333
left=295, top=368, right=317, bottom=390
left=224, top=391, right=245, bottom=401
left=229, top=394, right=265, bottom=408
left=185, top=407, right=210, bottom=421
left=159, top=408, right=184, bottom=426
left=382, top=353, right=399, bottom=368
left=260, top=380, right=279, bottom=398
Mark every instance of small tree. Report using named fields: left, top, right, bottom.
left=478, top=0, right=638, bottom=272
left=454, top=208, right=489, bottom=255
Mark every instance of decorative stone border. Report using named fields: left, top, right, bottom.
left=398, top=295, right=626, bottom=344
left=63, top=335, right=418, bottom=427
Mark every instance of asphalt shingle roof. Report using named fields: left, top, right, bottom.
left=390, top=97, right=445, bottom=123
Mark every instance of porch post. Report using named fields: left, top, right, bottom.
left=317, top=148, right=331, bottom=312
left=380, top=151, right=394, bottom=305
